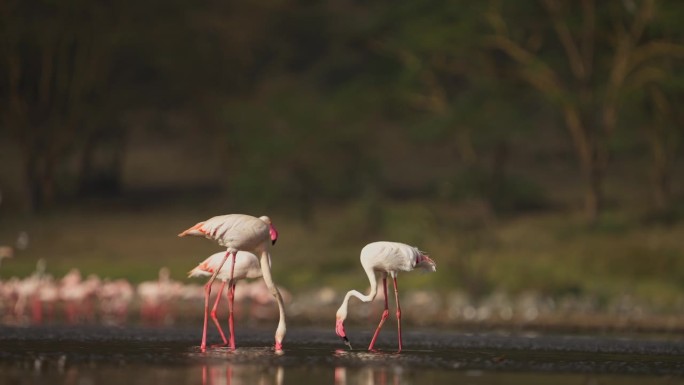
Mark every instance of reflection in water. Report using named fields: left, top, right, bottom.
left=194, top=348, right=408, bottom=385
left=202, top=364, right=283, bottom=385
left=0, top=359, right=678, bottom=385
left=334, top=366, right=402, bottom=385
left=0, top=338, right=681, bottom=385
left=331, top=349, right=412, bottom=385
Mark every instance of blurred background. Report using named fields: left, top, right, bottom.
left=1, top=0, right=684, bottom=330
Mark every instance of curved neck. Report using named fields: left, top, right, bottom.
left=259, top=252, right=286, bottom=343
left=338, top=263, right=378, bottom=321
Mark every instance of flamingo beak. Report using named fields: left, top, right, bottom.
left=270, top=224, right=278, bottom=245
left=342, top=336, right=352, bottom=350
left=336, top=319, right=352, bottom=350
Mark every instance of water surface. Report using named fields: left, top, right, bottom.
left=1, top=326, right=683, bottom=384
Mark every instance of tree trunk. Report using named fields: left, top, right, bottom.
left=563, top=106, right=605, bottom=222
left=652, top=163, right=670, bottom=211
left=583, top=154, right=603, bottom=223
left=643, top=87, right=673, bottom=212
left=647, top=126, right=671, bottom=211
left=25, top=152, right=57, bottom=211
left=77, top=128, right=126, bottom=196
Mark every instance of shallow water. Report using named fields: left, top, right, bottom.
left=1, top=326, right=683, bottom=384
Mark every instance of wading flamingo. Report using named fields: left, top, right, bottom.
left=335, top=241, right=436, bottom=353
left=188, top=251, right=262, bottom=349
left=178, top=214, right=286, bottom=352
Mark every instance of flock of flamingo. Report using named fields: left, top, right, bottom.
left=0, top=260, right=290, bottom=328
left=0, top=213, right=437, bottom=354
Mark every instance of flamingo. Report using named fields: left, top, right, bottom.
left=137, top=268, right=181, bottom=326
left=335, top=241, right=436, bottom=353
left=188, top=251, right=262, bottom=349
left=178, top=214, right=286, bottom=352
left=0, top=246, right=13, bottom=268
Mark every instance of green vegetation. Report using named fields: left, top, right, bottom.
left=2, top=185, right=684, bottom=312
left=1, top=1, right=684, bottom=315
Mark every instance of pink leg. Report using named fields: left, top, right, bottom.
left=367, top=277, right=389, bottom=351
left=67, top=302, right=77, bottom=324
left=31, top=297, right=42, bottom=324
left=392, top=275, right=402, bottom=353
left=201, top=251, right=231, bottom=352
left=227, top=252, right=236, bottom=349
left=210, top=280, right=228, bottom=346
left=227, top=281, right=236, bottom=349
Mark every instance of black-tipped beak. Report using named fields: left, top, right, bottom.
left=341, top=336, right=352, bottom=350
left=272, top=239, right=277, bottom=245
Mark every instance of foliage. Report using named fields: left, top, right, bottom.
left=0, top=0, right=683, bottom=219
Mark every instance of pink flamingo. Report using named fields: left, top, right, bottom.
left=178, top=214, right=286, bottom=352
left=335, top=241, right=436, bottom=353
left=188, top=251, right=262, bottom=348
left=137, top=267, right=180, bottom=326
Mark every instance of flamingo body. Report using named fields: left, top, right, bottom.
left=189, top=251, right=262, bottom=282
left=335, top=241, right=436, bottom=353
left=189, top=251, right=263, bottom=348
left=179, top=214, right=277, bottom=253
left=179, top=214, right=286, bottom=352
left=361, top=242, right=436, bottom=274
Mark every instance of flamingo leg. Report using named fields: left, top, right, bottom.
left=227, top=281, right=236, bottom=350
left=367, top=277, right=389, bottom=351
left=210, top=280, right=228, bottom=346
left=201, top=250, right=231, bottom=352
left=392, top=275, right=402, bottom=353
left=227, top=251, right=236, bottom=349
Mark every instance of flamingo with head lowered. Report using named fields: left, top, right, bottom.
left=335, top=241, right=436, bottom=353
left=188, top=250, right=262, bottom=349
left=179, top=214, right=286, bottom=352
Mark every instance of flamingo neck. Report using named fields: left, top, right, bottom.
left=337, top=263, right=378, bottom=321
left=259, top=251, right=286, bottom=350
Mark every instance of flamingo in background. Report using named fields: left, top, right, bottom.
left=188, top=251, right=262, bottom=349
left=178, top=214, right=286, bottom=352
left=335, top=241, right=436, bottom=353
left=0, top=246, right=13, bottom=268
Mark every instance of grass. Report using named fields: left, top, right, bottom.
left=2, top=194, right=684, bottom=315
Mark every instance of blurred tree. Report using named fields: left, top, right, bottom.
left=355, top=1, right=544, bottom=212
left=485, top=0, right=684, bottom=221
left=639, top=83, right=682, bottom=211
left=195, top=0, right=386, bottom=214
left=624, top=3, right=684, bottom=212
left=0, top=0, right=127, bottom=209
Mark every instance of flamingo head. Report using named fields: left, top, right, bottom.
left=270, top=224, right=278, bottom=245
left=275, top=313, right=286, bottom=352
left=335, top=316, right=352, bottom=350
left=416, top=253, right=437, bottom=272
left=260, top=216, right=278, bottom=245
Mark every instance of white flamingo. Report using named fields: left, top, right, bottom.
left=335, top=241, right=436, bottom=352
left=188, top=251, right=262, bottom=348
left=178, top=214, right=286, bottom=352
left=99, top=279, right=134, bottom=325
left=137, top=267, right=181, bottom=326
